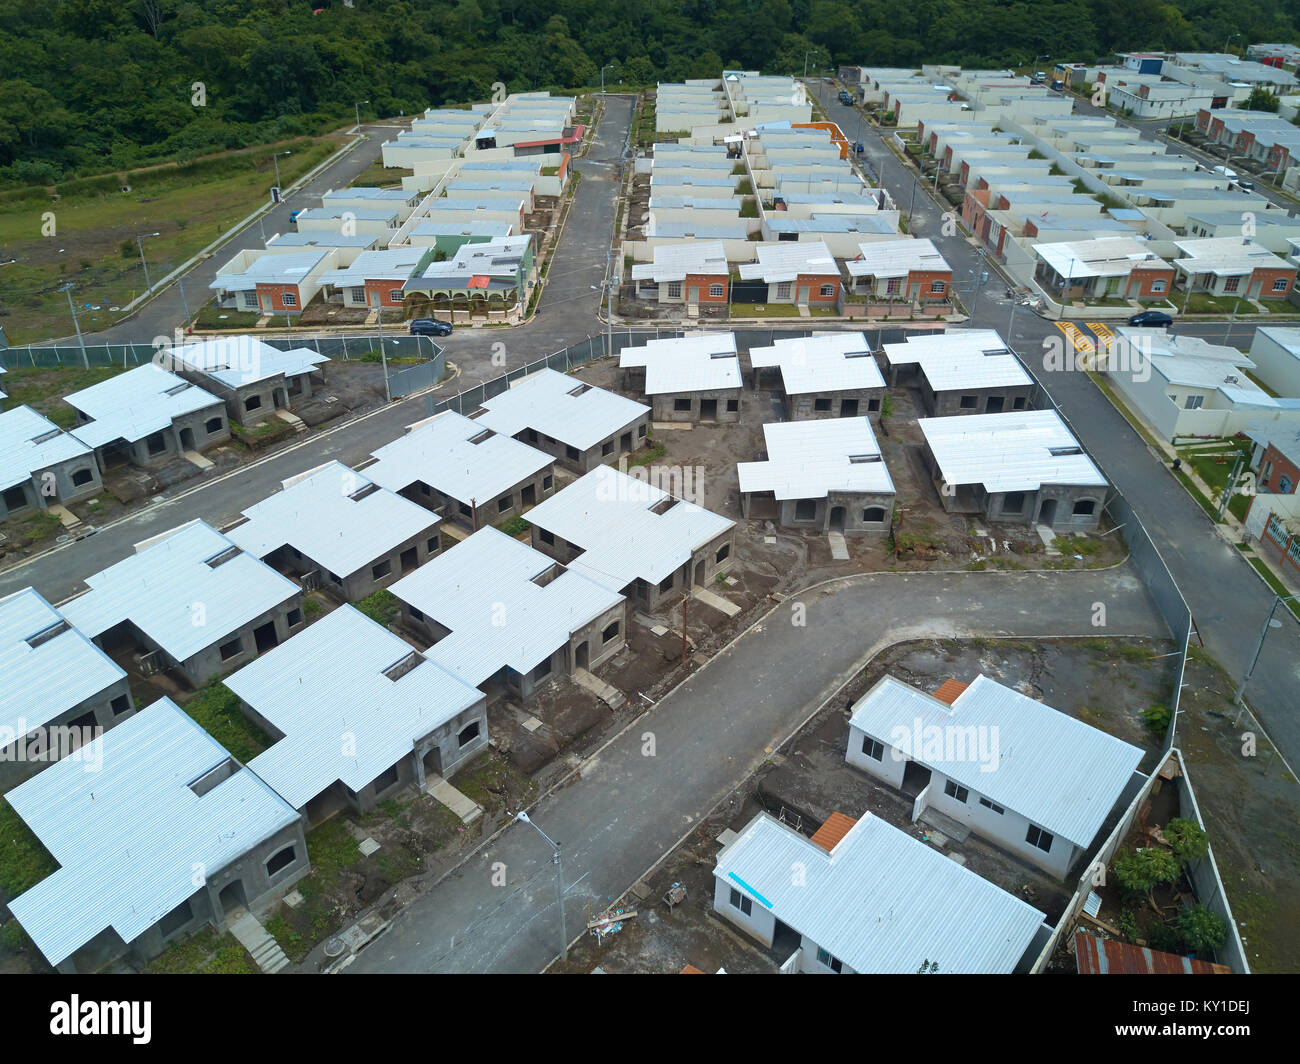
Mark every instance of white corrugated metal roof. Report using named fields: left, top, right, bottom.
left=64, top=363, right=223, bottom=449
left=850, top=674, right=1145, bottom=845
left=317, top=247, right=426, bottom=289
left=748, top=332, right=885, bottom=395
left=738, top=241, right=838, bottom=284
left=166, top=336, right=329, bottom=388
left=1172, top=236, right=1290, bottom=276
left=1032, top=237, right=1171, bottom=279
left=918, top=409, right=1107, bottom=493
left=618, top=333, right=742, bottom=395
left=882, top=329, right=1032, bottom=391
left=0, top=406, right=93, bottom=493
left=365, top=409, right=553, bottom=506
left=60, top=520, right=300, bottom=663
left=475, top=368, right=649, bottom=452
left=226, top=606, right=482, bottom=810
left=629, top=241, right=728, bottom=283
left=390, top=527, right=623, bottom=688
left=846, top=237, right=951, bottom=280
left=523, top=466, right=734, bottom=589
left=209, top=249, right=330, bottom=291
left=225, top=461, right=439, bottom=579
left=6, top=698, right=298, bottom=968
left=738, top=418, right=895, bottom=500
left=714, top=811, right=1044, bottom=973
left=0, top=587, right=125, bottom=739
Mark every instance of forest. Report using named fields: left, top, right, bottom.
left=3, top=0, right=1300, bottom=181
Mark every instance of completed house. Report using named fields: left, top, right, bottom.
left=317, top=247, right=427, bottom=310
left=882, top=329, right=1034, bottom=416
left=1248, top=327, right=1300, bottom=395
left=738, top=417, right=896, bottom=533
left=524, top=465, right=736, bottom=611
left=0, top=587, right=135, bottom=791
left=226, top=605, right=488, bottom=825
left=1247, top=424, right=1300, bottom=494
left=844, top=238, right=953, bottom=303
left=619, top=333, right=743, bottom=422
left=474, top=368, right=651, bottom=473
left=364, top=409, right=555, bottom=530
left=738, top=241, right=842, bottom=306
left=403, top=235, right=534, bottom=309
left=846, top=674, right=1145, bottom=878
left=208, top=248, right=336, bottom=316
left=1172, top=237, right=1296, bottom=301
left=63, top=362, right=229, bottom=471
left=162, top=336, right=330, bottom=427
left=918, top=410, right=1108, bottom=530
left=60, top=520, right=305, bottom=688
left=0, top=405, right=100, bottom=522
left=390, top=527, right=626, bottom=702
left=714, top=810, right=1045, bottom=973
left=748, top=332, right=886, bottom=419
left=630, top=241, right=731, bottom=306
left=6, top=698, right=307, bottom=974
left=224, top=461, right=442, bottom=601
left=1031, top=237, right=1176, bottom=304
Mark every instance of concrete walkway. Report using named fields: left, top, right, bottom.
left=228, top=911, right=290, bottom=974
left=348, top=563, right=1164, bottom=973
left=425, top=774, right=482, bottom=826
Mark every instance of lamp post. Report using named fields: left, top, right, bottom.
left=353, top=100, right=369, bottom=135
left=272, top=151, right=291, bottom=197
left=177, top=273, right=192, bottom=332
left=1234, top=593, right=1298, bottom=704
left=1225, top=33, right=1240, bottom=56
left=515, top=811, right=567, bottom=961
left=59, top=283, right=89, bottom=368
left=601, top=65, right=613, bottom=95
left=803, top=50, right=818, bottom=78
left=136, top=231, right=161, bottom=292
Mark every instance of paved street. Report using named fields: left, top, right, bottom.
left=810, top=81, right=1300, bottom=769
left=350, top=565, right=1165, bottom=973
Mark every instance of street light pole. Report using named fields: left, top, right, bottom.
left=1234, top=594, right=1297, bottom=704
left=60, top=283, right=88, bottom=368
left=354, top=99, right=369, bottom=134
left=515, top=811, right=567, bottom=961
left=272, top=151, right=291, bottom=196
left=375, top=296, right=390, bottom=402
left=136, top=231, right=160, bottom=292
left=177, top=274, right=192, bottom=332
left=601, top=65, right=613, bottom=95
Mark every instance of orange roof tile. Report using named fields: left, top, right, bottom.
left=810, top=811, right=857, bottom=852
left=934, top=679, right=969, bottom=705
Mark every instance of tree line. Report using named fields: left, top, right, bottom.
left=3, top=0, right=1299, bottom=182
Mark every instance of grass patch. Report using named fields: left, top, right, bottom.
left=182, top=681, right=271, bottom=763
left=625, top=440, right=666, bottom=468
left=1052, top=533, right=1105, bottom=557
left=145, top=926, right=256, bottom=974
left=230, top=417, right=293, bottom=451
left=354, top=588, right=400, bottom=628
left=0, top=796, right=58, bottom=898
left=194, top=303, right=262, bottom=329
left=732, top=303, right=802, bottom=318
left=452, top=751, right=538, bottom=813
left=1245, top=558, right=1300, bottom=621
left=349, top=161, right=414, bottom=188
left=1173, top=468, right=1220, bottom=520
left=10, top=511, right=64, bottom=547
left=1180, top=293, right=1260, bottom=316
left=0, top=364, right=132, bottom=424
left=300, top=819, right=363, bottom=902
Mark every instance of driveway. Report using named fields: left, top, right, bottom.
left=348, top=564, right=1166, bottom=973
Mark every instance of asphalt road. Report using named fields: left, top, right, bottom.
left=812, top=81, right=1300, bottom=766
left=349, top=565, right=1166, bottom=973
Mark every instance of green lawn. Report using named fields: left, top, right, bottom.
left=1246, top=558, right=1300, bottom=621
left=349, top=161, right=414, bottom=188
left=732, top=303, right=802, bottom=318
left=0, top=137, right=340, bottom=344
left=194, top=302, right=262, bottom=329
left=0, top=796, right=57, bottom=899
left=0, top=364, right=132, bottom=425
left=354, top=588, right=400, bottom=628
left=181, top=680, right=271, bottom=764
left=145, top=927, right=257, bottom=974
left=1180, top=293, right=1262, bottom=316
left=1177, top=441, right=1252, bottom=522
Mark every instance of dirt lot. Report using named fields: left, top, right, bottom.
left=552, top=636, right=1176, bottom=974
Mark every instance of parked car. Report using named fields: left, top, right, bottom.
left=1211, top=165, right=1238, bottom=181
left=1051, top=80, right=1065, bottom=91
left=838, top=91, right=853, bottom=105
left=1128, top=310, right=1173, bottom=327
left=409, top=318, right=453, bottom=337
left=288, top=208, right=303, bottom=224
left=1234, top=178, right=1256, bottom=191
left=1031, top=71, right=1047, bottom=84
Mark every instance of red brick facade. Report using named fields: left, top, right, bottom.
left=683, top=273, right=729, bottom=302
left=1259, top=442, right=1300, bottom=494
left=254, top=282, right=304, bottom=313
left=799, top=273, right=841, bottom=302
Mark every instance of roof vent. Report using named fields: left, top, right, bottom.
left=164, top=382, right=193, bottom=396
left=31, top=429, right=62, bottom=445
left=349, top=482, right=381, bottom=502
left=567, top=383, right=591, bottom=397
left=1048, top=445, right=1083, bottom=457
left=26, top=619, right=71, bottom=649
left=848, top=454, right=882, bottom=464
left=383, top=650, right=426, bottom=682
left=649, top=497, right=679, bottom=515
left=468, top=429, right=494, bottom=445
left=205, top=545, right=242, bottom=568
left=188, top=757, right=240, bottom=797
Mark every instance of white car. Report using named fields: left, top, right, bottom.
left=1211, top=165, right=1238, bottom=180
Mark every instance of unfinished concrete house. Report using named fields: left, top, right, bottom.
left=0, top=406, right=101, bottom=522
left=225, top=461, right=442, bottom=601
left=714, top=810, right=1045, bottom=973
left=524, top=465, right=736, bottom=611
left=6, top=698, right=307, bottom=974
left=364, top=409, right=556, bottom=531
left=59, top=520, right=305, bottom=688
left=749, top=332, right=886, bottom=420
left=846, top=674, right=1145, bottom=879
left=918, top=410, right=1108, bottom=531
left=163, top=336, right=330, bottom=427
left=63, top=363, right=229, bottom=471
left=390, top=526, right=626, bottom=703
left=226, top=605, right=487, bottom=825
left=474, top=368, right=651, bottom=473
left=619, top=333, right=743, bottom=422
left=738, top=417, right=896, bottom=534
left=883, top=329, right=1035, bottom=416
left=0, top=587, right=135, bottom=792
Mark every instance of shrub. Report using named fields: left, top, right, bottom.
left=355, top=588, right=400, bottom=628
left=1166, top=817, right=1209, bottom=864
left=1178, top=904, right=1227, bottom=953
left=1113, top=847, right=1180, bottom=903
left=1142, top=703, right=1171, bottom=736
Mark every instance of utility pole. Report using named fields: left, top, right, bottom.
left=354, top=99, right=369, bottom=135
left=136, top=231, right=160, bottom=293
left=1216, top=451, right=1243, bottom=522
left=1234, top=594, right=1297, bottom=704
left=177, top=274, right=192, bottom=332
left=682, top=589, right=689, bottom=665
left=515, top=812, right=567, bottom=961
left=60, top=283, right=89, bottom=368
left=375, top=299, right=391, bottom=402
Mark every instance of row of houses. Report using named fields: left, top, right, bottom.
left=0, top=337, right=330, bottom=523
left=713, top=672, right=1146, bottom=972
